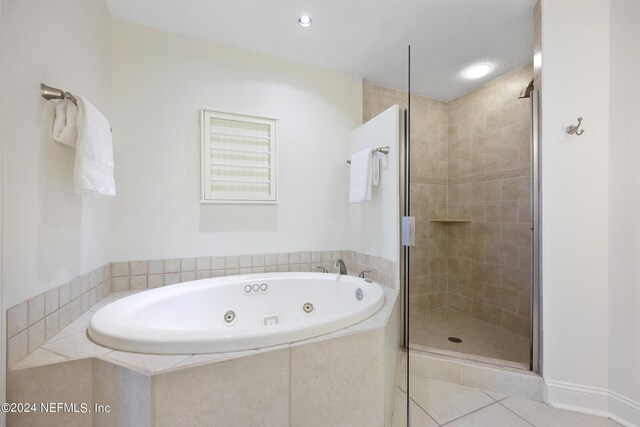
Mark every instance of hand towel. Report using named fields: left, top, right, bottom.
left=371, top=151, right=380, bottom=188
left=75, top=95, right=116, bottom=196
left=52, top=99, right=78, bottom=148
left=349, top=148, right=378, bottom=203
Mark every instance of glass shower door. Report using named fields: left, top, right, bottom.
left=403, top=39, right=539, bottom=424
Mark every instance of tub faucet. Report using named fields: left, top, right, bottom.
left=333, top=259, right=347, bottom=275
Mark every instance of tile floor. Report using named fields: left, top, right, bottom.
left=409, top=308, right=530, bottom=366
left=391, top=376, right=621, bottom=426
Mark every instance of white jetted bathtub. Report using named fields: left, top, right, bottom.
left=88, top=272, right=385, bottom=354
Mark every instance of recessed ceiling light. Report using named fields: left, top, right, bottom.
left=463, top=63, right=493, bottom=79
left=298, top=15, right=312, bottom=27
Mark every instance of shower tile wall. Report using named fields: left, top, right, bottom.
left=410, top=95, right=449, bottom=316
left=446, top=64, right=532, bottom=338
left=363, top=84, right=449, bottom=316
left=363, top=63, right=532, bottom=343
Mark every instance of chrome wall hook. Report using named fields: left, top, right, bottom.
left=566, top=117, right=585, bottom=136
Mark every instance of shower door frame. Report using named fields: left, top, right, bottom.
left=400, top=46, right=412, bottom=424
left=530, top=89, right=542, bottom=374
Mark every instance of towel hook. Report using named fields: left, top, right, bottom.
left=566, top=117, right=585, bottom=136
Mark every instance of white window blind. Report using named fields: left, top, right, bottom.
left=201, top=110, right=277, bottom=203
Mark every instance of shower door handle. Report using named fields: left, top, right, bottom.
left=402, top=216, right=415, bottom=247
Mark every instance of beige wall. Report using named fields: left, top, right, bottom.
left=409, top=95, right=450, bottom=315
left=364, top=63, right=532, bottom=338
left=446, top=64, right=532, bottom=338
left=363, top=84, right=449, bottom=314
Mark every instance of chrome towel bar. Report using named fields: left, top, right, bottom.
left=346, top=146, right=389, bottom=164
left=40, top=83, right=78, bottom=106
left=40, top=83, right=113, bottom=132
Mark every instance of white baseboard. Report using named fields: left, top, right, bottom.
left=545, top=380, right=640, bottom=427
left=609, top=390, right=640, bottom=427
left=545, top=380, right=610, bottom=417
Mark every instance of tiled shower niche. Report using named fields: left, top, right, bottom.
left=364, top=63, right=533, bottom=365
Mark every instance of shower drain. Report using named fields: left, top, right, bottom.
left=448, top=336, right=462, bottom=343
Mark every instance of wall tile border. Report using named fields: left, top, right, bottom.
left=410, top=167, right=530, bottom=186
left=410, top=177, right=448, bottom=185
left=448, top=167, right=530, bottom=185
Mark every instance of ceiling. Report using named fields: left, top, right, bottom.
left=105, top=0, right=536, bottom=100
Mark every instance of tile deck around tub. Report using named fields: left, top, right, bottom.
left=11, top=286, right=399, bottom=375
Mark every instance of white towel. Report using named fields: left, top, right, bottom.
left=52, top=99, right=78, bottom=148
left=371, top=151, right=380, bottom=187
left=349, top=148, right=380, bottom=203
left=74, top=95, right=116, bottom=196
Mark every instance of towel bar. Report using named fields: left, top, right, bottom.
left=346, top=146, right=389, bottom=164
left=40, top=83, right=78, bottom=106
left=41, top=83, right=113, bottom=132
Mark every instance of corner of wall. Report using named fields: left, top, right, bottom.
left=540, top=0, right=610, bottom=402
left=607, top=0, right=640, bottom=425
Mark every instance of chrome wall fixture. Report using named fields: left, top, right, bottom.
left=346, top=146, right=390, bottom=164
left=40, top=83, right=77, bottom=106
left=518, top=79, right=535, bottom=99
left=566, top=117, right=585, bottom=136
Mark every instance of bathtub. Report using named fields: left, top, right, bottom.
left=88, top=272, right=385, bottom=354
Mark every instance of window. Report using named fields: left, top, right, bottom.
left=201, top=109, right=277, bottom=203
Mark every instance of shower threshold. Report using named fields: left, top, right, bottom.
left=409, top=343, right=529, bottom=371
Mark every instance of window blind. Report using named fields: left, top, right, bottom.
left=201, top=110, right=277, bottom=203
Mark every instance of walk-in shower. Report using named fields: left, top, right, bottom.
left=401, top=63, right=536, bottom=368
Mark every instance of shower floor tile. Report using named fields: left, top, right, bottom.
left=409, top=308, right=530, bottom=366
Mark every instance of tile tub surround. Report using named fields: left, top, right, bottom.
left=6, top=263, right=112, bottom=369
left=109, top=249, right=397, bottom=291
left=6, top=250, right=397, bottom=368
left=8, top=288, right=399, bottom=427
